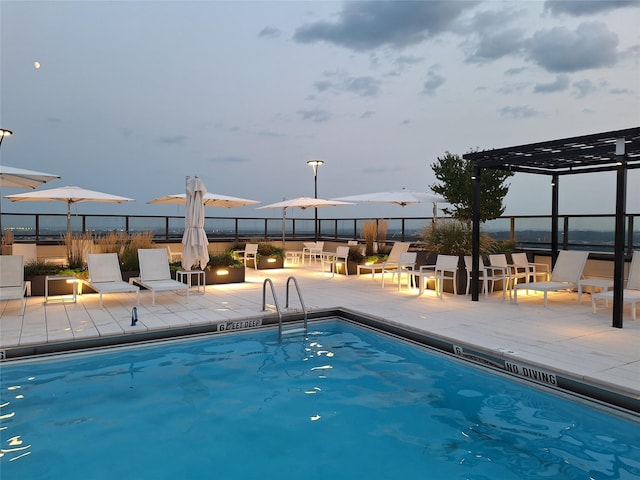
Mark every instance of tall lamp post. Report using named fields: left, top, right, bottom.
left=0, top=129, right=13, bottom=235
left=306, top=159, right=324, bottom=240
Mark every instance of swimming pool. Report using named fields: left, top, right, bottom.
left=1, top=319, right=639, bottom=479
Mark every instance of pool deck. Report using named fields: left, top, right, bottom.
left=1, top=262, right=639, bottom=411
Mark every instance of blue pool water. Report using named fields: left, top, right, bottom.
left=1, top=320, right=639, bottom=479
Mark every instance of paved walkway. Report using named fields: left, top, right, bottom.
left=1, top=262, right=639, bottom=411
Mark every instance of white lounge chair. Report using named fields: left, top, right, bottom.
left=416, top=254, right=460, bottom=298
left=513, top=250, right=589, bottom=306
left=84, top=253, right=140, bottom=308
left=357, top=242, right=411, bottom=278
left=592, top=250, right=640, bottom=320
left=0, top=255, right=28, bottom=314
left=132, top=248, right=189, bottom=306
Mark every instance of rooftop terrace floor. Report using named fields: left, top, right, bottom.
left=1, top=262, right=639, bottom=413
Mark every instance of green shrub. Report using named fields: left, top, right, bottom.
left=257, top=242, right=285, bottom=258
left=419, top=220, right=496, bottom=255
left=207, top=251, right=243, bottom=269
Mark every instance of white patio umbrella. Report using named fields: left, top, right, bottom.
left=333, top=188, right=446, bottom=220
left=181, top=176, right=209, bottom=271
left=255, top=197, right=353, bottom=210
left=148, top=192, right=260, bottom=208
left=0, top=165, right=60, bottom=232
left=333, top=189, right=445, bottom=207
left=256, top=197, right=354, bottom=243
left=0, top=165, right=60, bottom=188
left=5, top=185, right=134, bottom=238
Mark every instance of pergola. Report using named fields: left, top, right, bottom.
left=464, top=127, right=640, bottom=328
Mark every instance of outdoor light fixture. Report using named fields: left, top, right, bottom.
left=615, top=138, right=625, bottom=155
left=306, top=160, right=324, bottom=240
left=216, top=269, right=229, bottom=276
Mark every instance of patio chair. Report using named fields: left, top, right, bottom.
left=0, top=255, right=28, bottom=314
left=592, top=250, right=640, bottom=320
left=464, top=255, right=508, bottom=298
left=303, top=242, right=324, bottom=264
left=241, top=243, right=259, bottom=269
left=132, top=248, right=189, bottom=306
left=323, top=246, right=350, bottom=277
left=166, top=244, right=183, bottom=263
left=11, top=243, right=38, bottom=264
left=489, top=253, right=527, bottom=295
left=382, top=251, right=417, bottom=290
left=84, top=253, right=140, bottom=308
left=513, top=250, right=589, bottom=306
left=416, top=254, right=459, bottom=298
left=511, top=252, right=549, bottom=283
left=356, top=242, right=411, bottom=278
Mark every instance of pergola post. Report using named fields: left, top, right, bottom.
left=612, top=139, right=627, bottom=328
left=551, top=173, right=559, bottom=265
left=471, top=164, right=481, bottom=302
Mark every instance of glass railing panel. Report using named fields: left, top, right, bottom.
left=206, top=218, right=236, bottom=239
left=87, top=216, right=129, bottom=234
left=38, top=215, right=77, bottom=240
left=403, top=218, right=430, bottom=241
left=294, top=219, right=314, bottom=238
left=236, top=219, right=266, bottom=238
left=2, top=214, right=37, bottom=240
left=566, top=216, right=615, bottom=252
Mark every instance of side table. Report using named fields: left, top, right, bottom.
left=176, top=270, right=205, bottom=295
left=577, top=278, right=613, bottom=303
left=45, top=275, right=78, bottom=304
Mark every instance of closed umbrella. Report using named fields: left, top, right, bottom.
left=5, top=185, right=133, bottom=238
left=181, top=177, right=209, bottom=271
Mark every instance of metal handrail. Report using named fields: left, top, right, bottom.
left=262, top=278, right=283, bottom=339
left=262, top=277, right=308, bottom=342
left=285, top=276, right=308, bottom=338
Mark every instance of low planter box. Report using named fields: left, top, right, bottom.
left=332, top=260, right=359, bottom=275
left=26, top=275, right=94, bottom=297
left=204, top=267, right=245, bottom=285
left=257, top=256, right=284, bottom=270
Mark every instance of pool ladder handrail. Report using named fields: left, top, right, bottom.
left=262, top=277, right=308, bottom=342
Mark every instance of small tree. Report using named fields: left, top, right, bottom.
left=430, top=151, right=513, bottom=224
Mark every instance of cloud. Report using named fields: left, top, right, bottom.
left=571, top=79, right=601, bottom=98
left=527, top=22, right=619, bottom=73
left=258, top=26, right=280, bottom=39
left=360, top=111, right=375, bottom=119
left=462, top=7, right=526, bottom=62
left=158, top=135, right=188, bottom=144
left=465, top=29, right=525, bottom=63
left=208, top=155, right=250, bottom=164
left=533, top=74, right=570, bottom=93
left=297, top=108, right=331, bottom=123
left=544, top=0, right=639, bottom=16
left=421, top=70, right=445, bottom=95
left=47, top=117, right=63, bottom=123
left=293, top=1, right=476, bottom=51
left=498, top=82, right=530, bottom=94
left=314, top=71, right=381, bottom=97
left=498, top=105, right=540, bottom=119
left=609, top=87, right=633, bottom=95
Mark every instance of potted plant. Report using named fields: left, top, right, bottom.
left=203, top=251, right=245, bottom=284
left=24, top=260, right=91, bottom=296
left=256, top=242, right=285, bottom=269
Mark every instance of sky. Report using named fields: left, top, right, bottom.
left=1, top=0, right=639, bottom=222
